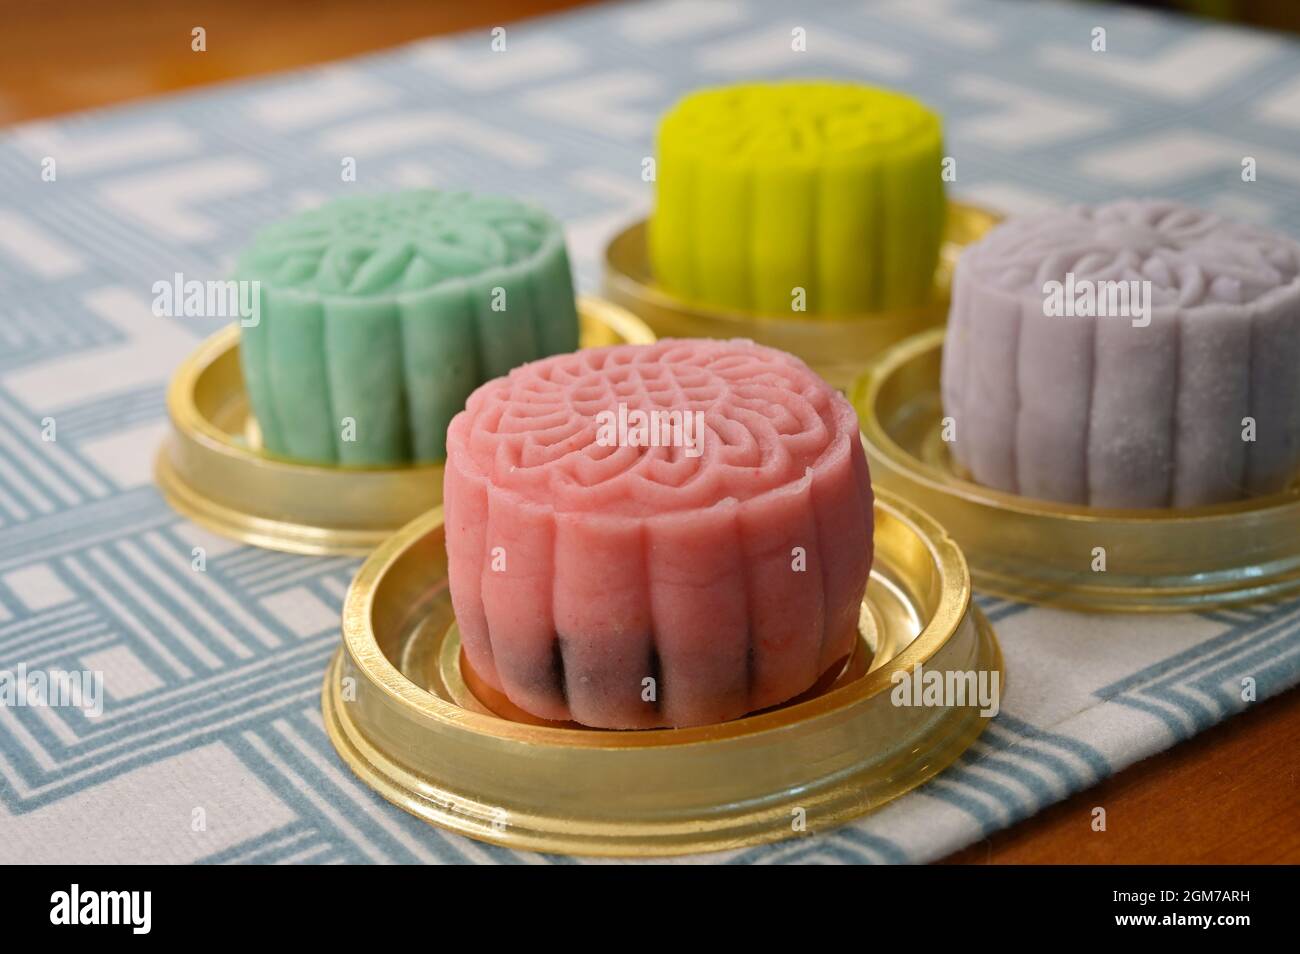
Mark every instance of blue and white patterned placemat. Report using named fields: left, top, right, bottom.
left=1, top=0, right=1298, bottom=864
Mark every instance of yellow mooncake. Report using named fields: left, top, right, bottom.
left=650, top=81, right=945, bottom=315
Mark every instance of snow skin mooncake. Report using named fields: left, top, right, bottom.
left=942, top=199, right=1300, bottom=508
left=650, top=82, right=945, bottom=315
left=237, top=191, right=579, bottom=465
left=443, top=339, right=874, bottom=729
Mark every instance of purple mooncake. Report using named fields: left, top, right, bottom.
left=942, top=199, right=1300, bottom=508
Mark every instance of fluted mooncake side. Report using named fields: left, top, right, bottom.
left=443, top=339, right=874, bottom=729
left=942, top=199, right=1300, bottom=508
left=650, top=82, right=945, bottom=315
left=237, top=191, right=579, bottom=465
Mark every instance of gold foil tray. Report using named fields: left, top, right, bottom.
left=322, top=491, right=1002, bottom=857
left=853, top=329, right=1300, bottom=612
left=602, top=200, right=1000, bottom=390
left=154, top=296, right=654, bottom=556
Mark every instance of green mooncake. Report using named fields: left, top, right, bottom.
left=236, top=190, right=579, bottom=465
left=650, top=82, right=946, bottom=315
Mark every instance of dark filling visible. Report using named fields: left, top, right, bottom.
left=550, top=638, right=568, bottom=705
left=646, top=644, right=663, bottom=715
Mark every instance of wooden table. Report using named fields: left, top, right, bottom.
left=0, top=0, right=598, bottom=125
left=4, top=0, right=1296, bottom=865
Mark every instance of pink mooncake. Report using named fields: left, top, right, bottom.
left=443, top=339, right=874, bottom=729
